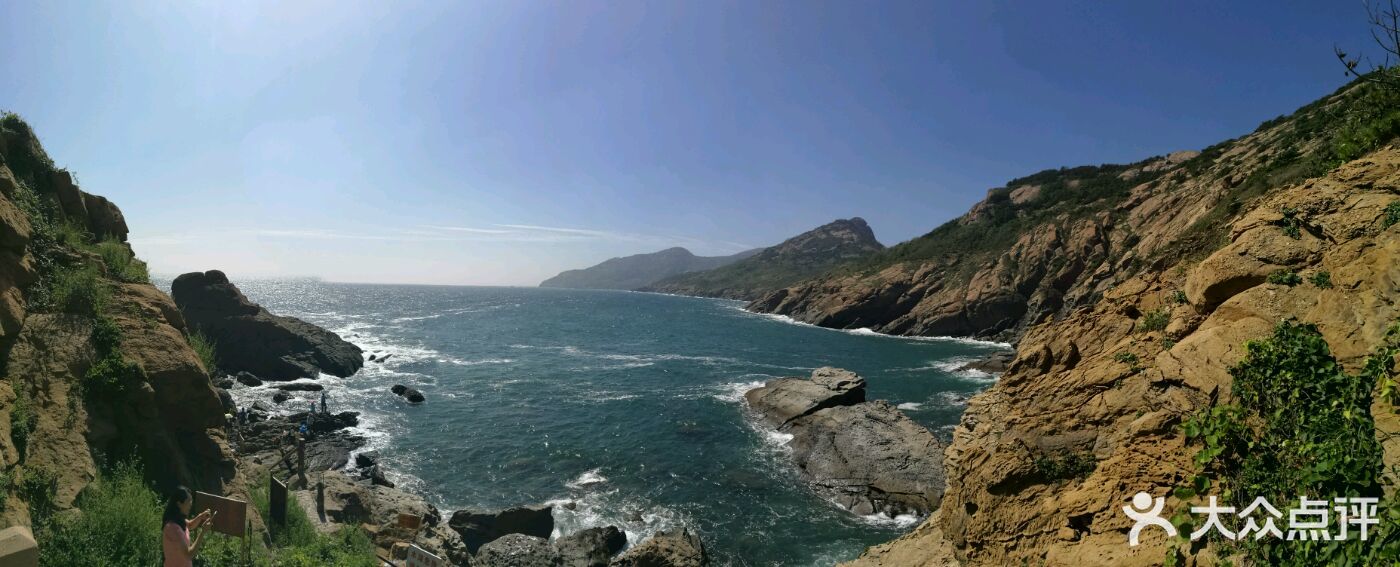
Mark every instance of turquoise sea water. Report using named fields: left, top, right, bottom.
left=187, top=280, right=1006, bottom=566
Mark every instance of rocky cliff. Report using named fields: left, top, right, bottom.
left=643, top=217, right=884, bottom=300
left=838, top=82, right=1400, bottom=565
left=748, top=82, right=1398, bottom=343
left=0, top=114, right=242, bottom=531
left=540, top=246, right=759, bottom=291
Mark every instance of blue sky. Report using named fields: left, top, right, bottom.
left=0, top=1, right=1370, bottom=285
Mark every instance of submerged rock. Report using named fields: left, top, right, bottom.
left=745, top=367, right=944, bottom=516
left=272, top=382, right=324, bottom=392
left=171, top=270, right=363, bottom=380
left=448, top=504, right=554, bottom=553
left=391, top=384, right=425, bottom=403
left=611, top=529, right=708, bottom=567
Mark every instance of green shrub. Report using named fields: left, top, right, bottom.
left=1310, top=270, right=1333, bottom=289
left=20, top=465, right=58, bottom=527
left=1275, top=207, right=1302, bottom=239
left=1384, top=201, right=1400, bottom=228
left=188, top=330, right=218, bottom=374
left=93, top=239, right=148, bottom=284
left=1266, top=269, right=1302, bottom=286
left=9, top=383, right=35, bottom=460
left=38, top=461, right=161, bottom=567
left=1112, top=351, right=1139, bottom=365
left=1169, top=290, right=1188, bottom=304
left=1161, top=338, right=1177, bottom=350
left=1136, top=308, right=1170, bottom=333
left=82, top=352, right=144, bottom=399
left=1033, top=451, right=1096, bottom=482
left=1178, top=321, right=1399, bottom=564
left=90, top=315, right=122, bottom=356
left=47, top=264, right=107, bottom=316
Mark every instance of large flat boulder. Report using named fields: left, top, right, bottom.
left=745, top=368, right=945, bottom=517
left=171, top=270, right=363, bottom=380
left=743, top=367, right=865, bottom=427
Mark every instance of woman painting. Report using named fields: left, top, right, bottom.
left=162, top=486, right=213, bottom=567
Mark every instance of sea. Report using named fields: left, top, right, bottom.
left=165, top=279, right=1007, bottom=566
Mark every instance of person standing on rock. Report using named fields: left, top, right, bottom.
left=162, top=486, right=212, bottom=567
left=320, top=390, right=328, bottom=414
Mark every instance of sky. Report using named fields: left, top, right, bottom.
left=0, top=1, right=1375, bottom=285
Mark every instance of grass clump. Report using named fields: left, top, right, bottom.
left=93, top=239, right=148, bottom=284
left=47, top=264, right=107, bottom=316
left=38, top=462, right=161, bottom=567
left=1175, top=321, right=1399, bottom=565
left=8, top=383, right=35, bottom=460
left=1169, top=290, right=1189, bottom=304
left=1310, top=270, right=1333, bottom=289
left=20, top=465, right=59, bottom=527
left=1136, top=308, right=1170, bottom=333
left=188, top=330, right=218, bottom=374
left=1266, top=269, right=1302, bottom=286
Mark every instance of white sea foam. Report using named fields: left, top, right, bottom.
left=713, top=380, right=766, bottom=404
left=566, top=468, right=609, bottom=489
left=858, top=511, right=923, bottom=529
left=896, top=402, right=924, bottom=411
left=739, top=307, right=1013, bottom=347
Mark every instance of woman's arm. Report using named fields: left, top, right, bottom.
left=188, top=524, right=205, bottom=556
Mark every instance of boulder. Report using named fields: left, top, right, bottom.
left=170, top=270, right=363, bottom=380
left=745, top=368, right=945, bottom=516
left=392, top=384, right=425, bottom=403
left=555, top=526, right=626, bottom=567
left=611, top=529, right=707, bottom=567
left=743, top=367, right=865, bottom=427
left=234, top=372, right=263, bottom=387
left=475, top=534, right=561, bottom=567
left=449, top=505, right=554, bottom=553
left=272, top=391, right=289, bottom=404
left=355, top=451, right=380, bottom=469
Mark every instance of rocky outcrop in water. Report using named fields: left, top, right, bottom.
left=745, top=368, right=945, bottom=517
left=171, top=270, right=364, bottom=380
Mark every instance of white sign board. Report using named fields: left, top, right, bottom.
left=406, top=544, right=445, bottom=567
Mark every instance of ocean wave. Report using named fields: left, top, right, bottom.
left=894, top=356, right=998, bottom=383
left=547, top=485, right=690, bottom=552
left=896, top=402, right=923, bottom=411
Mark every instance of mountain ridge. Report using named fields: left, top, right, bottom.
left=539, top=246, right=759, bottom=290
left=641, top=217, right=885, bottom=300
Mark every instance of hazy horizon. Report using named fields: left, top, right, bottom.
left=0, top=1, right=1368, bottom=285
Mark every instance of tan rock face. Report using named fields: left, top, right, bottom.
left=869, top=147, right=1400, bottom=566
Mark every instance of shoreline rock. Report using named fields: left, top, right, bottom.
left=745, top=368, right=945, bottom=517
left=171, top=270, right=364, bottom=380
